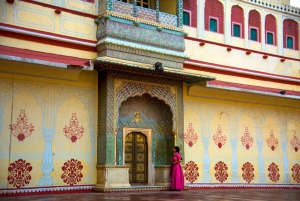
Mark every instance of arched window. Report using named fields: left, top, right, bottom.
left=248, top=10, right=261, bottom=42
left=205, top=0, right=224, bottom=34
left=283, top=19, right=298, bottom=50
left=183, top=0, right=197, bottom=28
left=265, top=14, right=276, bottom=45
left=183, top=11, right=190, bottom=26
left=231, top=5, right=244, bottom=38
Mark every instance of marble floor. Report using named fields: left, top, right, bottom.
left=1, top=189, right=300, bottom=201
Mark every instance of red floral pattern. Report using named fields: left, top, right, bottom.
left=266, top=129, right=278, bottom=151
left=7, top=159, right=32, bottom=188
left=184, top=123, right=198, bottom=147
left=291, top=164, right=300, bottom=183
left=214, top=161, right=228, bottom=183
left=61, top=159, right=83, bottom=186
left=184, top=161, right=199, bottom=183
left=9, top=109, right=35, bottom=141
left=241, top=127, right=253, bottom=150
left=213, top=125, right=227, bottom=148
left=63, top=113, right=84, bottom=143
left=268, top=162, right=280, bottom=182
left=241, top=162, right=255, bottom=183
left=290, top=131, right=300, bottom=152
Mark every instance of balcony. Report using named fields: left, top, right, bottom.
left=113, top=0, right=178, bottom=27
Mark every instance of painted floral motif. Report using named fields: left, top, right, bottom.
left=291, top=164, right=300, bottom=183
left=63, top=113, right=84, bottom=143
left=214, top=161, right=228, bottom=183
left=268, top=162, right=280, bottom=182
left=184, top=161, right=199, bottom=183
left=266, top=129, right=278, bottom=151
left=290, top=131, right=300, bottom=152
left=9, top=109, right=35, bottom=141
left=61, top=159, right=83, bottom=186
left=241, top=162, right=255, bottom=183
left=184, top=123, right=198, bottom=147
left=7, top=159, right=32, bottom=188
left=213, top=125, right=227, bottom=148
left=241, top=127, right=253, bottom=150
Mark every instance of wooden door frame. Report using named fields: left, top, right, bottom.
left=123, top=127, right=153, bottom=185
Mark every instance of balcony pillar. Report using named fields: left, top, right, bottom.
left=156, top=0, right=159, bottom=23
left=133, top=0, right=137, bottom=17
left=176, top=0, right=183, bottom=28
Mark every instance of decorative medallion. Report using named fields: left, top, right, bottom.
left=184, top=161, right=199, bottom=183
left=266, top=129, right=278, bottom=151
left=291, top=164, right=300, bottom=183
left=241, top=127, right=253, bottom=150
left=268, top=162, right=280, bottom=182
left=9, top=109, right=35, bottom=141
left=184, top=123, right=198, bottom=147
left=214, top=161, right=228, bottom=183
left=61, top=159, right=83, bottom=186
left=290, top=131, right=300, bottom=152
left=241, top=162, right=255, bottom=183
left=7, top=159, right=32, bottom=188
left=213, top=125, right=227, bottom=148
left=63, top=113, right=84, bottom=143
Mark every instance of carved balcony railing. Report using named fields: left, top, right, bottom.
left=113, top=0, right=178, bottom=27
left=244, top=0, right=300, bottom=15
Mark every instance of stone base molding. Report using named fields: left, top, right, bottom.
left=94, top=165, right=131, bottom=190
left=154, top=166, right=171, bottom=187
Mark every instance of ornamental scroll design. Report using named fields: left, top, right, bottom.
left=115, top=80, right=177, bottom=131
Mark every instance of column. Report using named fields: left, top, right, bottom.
left=261, top=11, right=266, bottom=52
left=277, top=16, right=284, bottom=55
left=197, top=0, right=205, bottom=39
left=280, top=121, right=290, bottom=183
left=231, top=139, right=239, bottom=182
left=257, top=141, right=266, bottom=183
left=244, top=5, right=249, bottom=48
left=40, top=129, right=55, bottom=186
left=282, top=142, right=291, bottom=183
left=177, top=0, right=183, bottom=28
left=40, top=85, right=55, bottom=186
left=224, top=0, right=231, bottom=45
left=202, top=137, right=212, bottom=182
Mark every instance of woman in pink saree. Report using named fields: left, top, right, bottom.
left=170, top=146, right=184, bottom=191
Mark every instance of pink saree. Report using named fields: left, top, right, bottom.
left=170, top=152, right=184, bottom=190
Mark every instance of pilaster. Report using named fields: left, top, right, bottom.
left=197, top=0, right=205, bottom=39
left=224, top=0, right=232, bottom=45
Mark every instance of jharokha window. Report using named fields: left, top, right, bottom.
left=118, top=0, right=150, bottom=8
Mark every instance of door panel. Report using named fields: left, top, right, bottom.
left=125, top=132, right=148, bottom=183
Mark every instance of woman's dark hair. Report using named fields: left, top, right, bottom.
left=174, top=146, right=180, bottom=153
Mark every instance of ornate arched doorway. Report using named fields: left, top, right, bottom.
left=116, top=93, right=174, bottom=185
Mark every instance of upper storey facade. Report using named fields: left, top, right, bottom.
left=182, top=0, right=300, bottom=81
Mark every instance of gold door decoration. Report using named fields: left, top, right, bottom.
left=125, top=132, right=148, bottom=183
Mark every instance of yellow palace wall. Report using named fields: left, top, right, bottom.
left=0, top=70, right=98, bottom=189
left=183, top=83, right=300, bottom=184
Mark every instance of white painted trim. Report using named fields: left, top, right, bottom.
left=0, top=26, right=96, bottom=47
left=184, top=60, right=300, bottom=83
left=207, top=83, right=300, bottom=100
left=0, top=54, right=92, bottom=70
left=183, top=9, right=192, bottom=26
left=123, top=127, right=154, bottom=186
